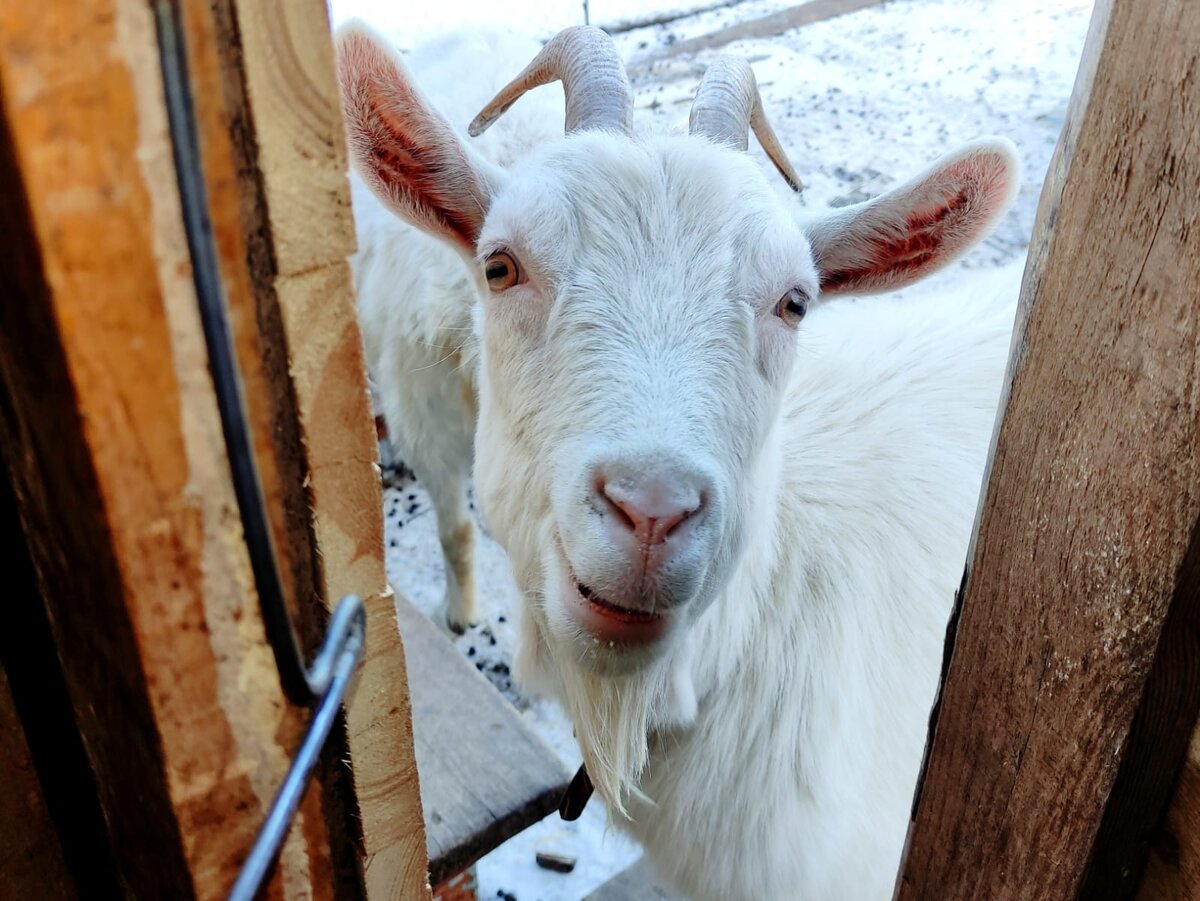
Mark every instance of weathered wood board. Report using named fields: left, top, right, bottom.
left=396, top=598, right=572, bottom=886
left=215, top=0, right=431, bottom=893
left=896, top=0, right=1200, bottom=897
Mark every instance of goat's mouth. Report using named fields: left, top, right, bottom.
left=566, top=574, right=670, bottom=646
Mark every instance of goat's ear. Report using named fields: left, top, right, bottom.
left=336, top=22, right=501, bottom=253
left=807, top=139, right=1019, bottom=297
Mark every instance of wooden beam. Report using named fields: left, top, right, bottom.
left=207, top=0, right=432, bottom=895
left=0, top=0, right=335, bottom=896
left=896, top=0, right=1200, bottom=897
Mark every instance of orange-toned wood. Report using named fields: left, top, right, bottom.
left=0, top=0, right=333, bottom=896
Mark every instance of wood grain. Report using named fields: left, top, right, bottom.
left=222, top=0, right=432, bottom=896
left=395, top=599, right=572, bottom=885
left=0, top=0, right=335, bottom=896
left=896, top=0, right=1200, bottom=897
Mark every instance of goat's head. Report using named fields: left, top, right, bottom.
left=338, top=23, right=1017, bottom=803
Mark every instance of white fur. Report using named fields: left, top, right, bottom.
left=341, top=26, right=1019, bottom=900
left=348, top=29, right=564, bottom=630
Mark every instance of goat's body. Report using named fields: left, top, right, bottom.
left=349, top=29, right=562, bottom=628
left=343, top=25, right=1019, bottom=900
left=617, top=284, right=1015, bottom=899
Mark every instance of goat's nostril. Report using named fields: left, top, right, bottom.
left=600, top=479, right=702, bottom=546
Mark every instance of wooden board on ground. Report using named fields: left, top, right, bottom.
left=584, top=858, right=682, bottom=901
left=632, top=0, right=886, bottom=67
left=896, top=0, right=1200, bottom=897
left=395, top=598, right=573, bottom=886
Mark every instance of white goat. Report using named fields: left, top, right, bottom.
left=348, top=29, right=564, bottom=632
left=339, top=24, right=1018, bottom=901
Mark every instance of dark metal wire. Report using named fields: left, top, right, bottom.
left=154, top=0, right=313, bottom=705
left=152, top=4, right=368, bottom=897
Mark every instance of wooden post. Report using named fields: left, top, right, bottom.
left=0, top=0, right=429, bottom=896
left=200, top=0, right=432, bottom=893
left=896, top=0, right=1200, bottom=897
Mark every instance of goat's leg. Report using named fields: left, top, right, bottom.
left=419, top=461, right=477, bottom=634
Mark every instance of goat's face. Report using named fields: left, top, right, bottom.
left=337, top=20, right=1016, bottom=691
left=470, top=134, right=809, bottom=669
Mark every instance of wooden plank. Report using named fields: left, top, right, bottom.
left=395, top=598, right=572, bottom=886
left=215, top=0, right=432, bottom=895
left=584, top=858, right=682, bottom=901
left=633, top=0, right=886, bottom=65
left=599, top=0, right=752, bottom=36
left=896, top=0, right=1200, bottom=897
left=0, top=0, right=335, bottom=896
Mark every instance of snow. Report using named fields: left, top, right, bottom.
left=340, top=0, right=1095, bottom=897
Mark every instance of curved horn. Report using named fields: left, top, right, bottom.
left=469, top=26, right=633, bottom=137
left=689, top=57, right=803, bottom=192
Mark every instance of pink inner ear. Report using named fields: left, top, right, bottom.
left=363, top=83, right=484, bottom=248
left=338, top=26, right=489, bottom=252
left=819, top=155, right=1011, bottom=294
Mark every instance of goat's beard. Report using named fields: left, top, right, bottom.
left=557, top=663, right=660, bottom=818
left=522, top=620, right=699, bottom=820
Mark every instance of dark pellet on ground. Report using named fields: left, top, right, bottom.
left=498, top=615, right=506, bottom=623
left=467, top=647, right=476, bottom=657
left=535, top=851, right=577, bottom=874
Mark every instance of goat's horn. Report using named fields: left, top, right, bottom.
left=689, top=58, right=803, bottom=192
left=469, top=26, right=633, bottom=138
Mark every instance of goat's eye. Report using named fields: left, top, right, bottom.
left=484, top=251, right=520, bottom=292
left=775, top=288, right=809, bottom=326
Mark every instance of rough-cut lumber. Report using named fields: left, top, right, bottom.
left=215, top=0, right=431, bottom=895
left=896, top=0, right=1200, bottom=897
left=395, top=598, right=572, bottom=885
left=633, top=0, right=886, bottom=64
left=0, top=0, right=335, bottom=896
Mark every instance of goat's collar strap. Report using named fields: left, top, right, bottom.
left=559, top=764, right=593, bottom=821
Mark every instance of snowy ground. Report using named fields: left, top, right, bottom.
left=334, top=0, right=1095, bottom=897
